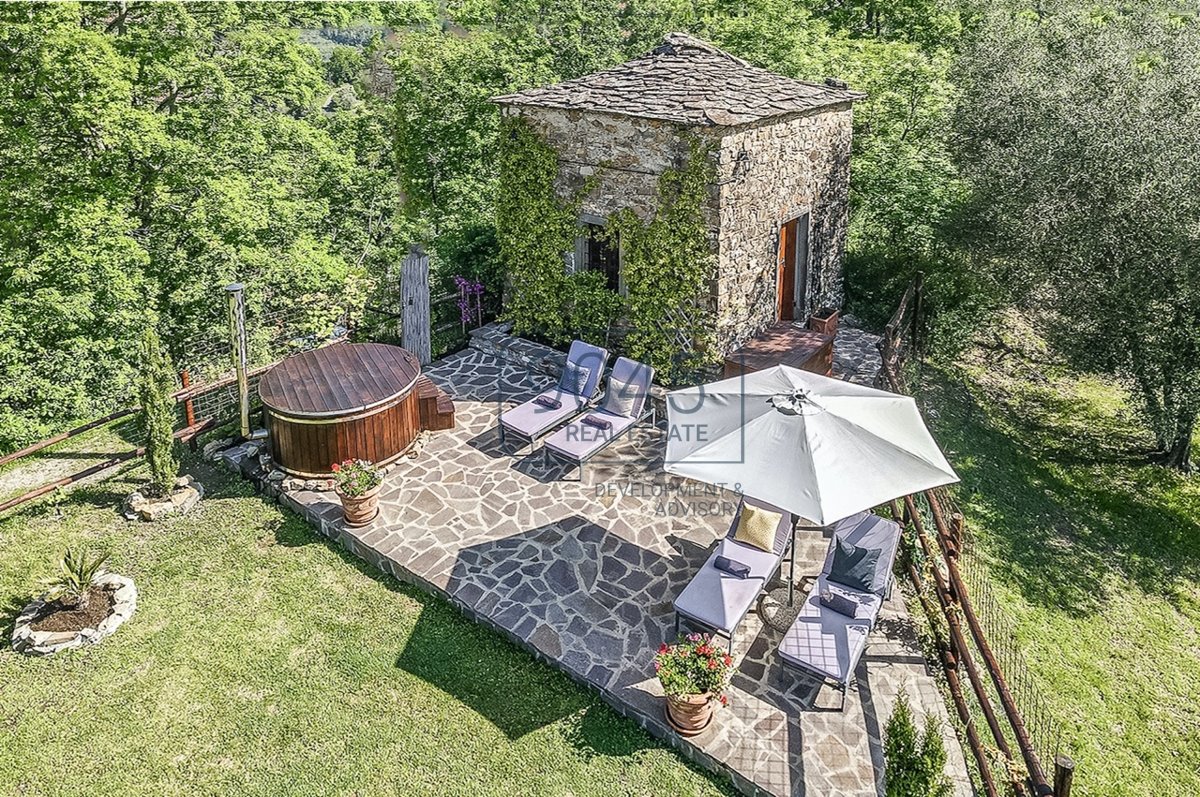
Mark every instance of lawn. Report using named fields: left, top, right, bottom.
left=922, top=343, right=1200, bottom=797
left=0, top=457, right=731, bottom=797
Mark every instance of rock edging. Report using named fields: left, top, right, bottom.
left=11, top=573, right=138, bottom=656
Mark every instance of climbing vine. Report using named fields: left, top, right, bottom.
left=495, top=116, right=619, bottom=346
left=608, top=136, right=718, bottom=385
left=496, top=117, right=717, bottom=381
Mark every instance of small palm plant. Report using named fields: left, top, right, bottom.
left=41, top=549, right=109, bottom=610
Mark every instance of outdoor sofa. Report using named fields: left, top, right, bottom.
left=673, top=496, right=797, bottom=653
left=498, top=340, right=609, bottom=454
left=777, top=511, right=902, bottom=710
left=542, top=356, right=655, bottom=480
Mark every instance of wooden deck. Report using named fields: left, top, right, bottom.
left=723, top=322, right=834, bottom=378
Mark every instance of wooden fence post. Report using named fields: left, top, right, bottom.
left=400, top=245, right=432, bottom=364
left=180, top=369, right=197, bottom=451
left=1053, top=755, right=1075, bottom=797
left=225, top=282, right=251, bottom=439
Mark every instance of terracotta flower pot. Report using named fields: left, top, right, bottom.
left=664, top=692, right=716, bottom=736
left=808, top=308, right=839, bottom=337
left=337, top=483, right=381, bottom=527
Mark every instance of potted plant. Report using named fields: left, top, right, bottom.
left=653, top=633, right=734, bottom=736
left=808, top=306, right=839, bottom=336
left=331, top=459, right=383, bottom=527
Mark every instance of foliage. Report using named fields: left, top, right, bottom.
left=40, top=548, right=109, bottom=610
left=325, top=45, right=365, bottom=85
left=883, top=692, right=951, bottom=797
left=925, top=348, right=1200, bottom=797
left=608, top=137, right=718, bottom=384
left=0, top=459, right=732, bottom=795
left=953, top=1, right=1200, bottom=469
left=137, top=328, right=179, bottom=497
left=0, top=3, right=385, bottom=452
left=331, top=458, right=382, bottom=497
left=495, top=116, right=614, bottom=345
left=653, top=633, right=734, bottom=702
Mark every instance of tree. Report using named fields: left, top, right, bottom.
left=884, top=693, right=951, bottom=797
left=954, top=1, right=1200, bottom=470
left=137, top=328, right=179, bottom=497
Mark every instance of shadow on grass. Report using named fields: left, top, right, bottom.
left=926, top=363, right=1200, bottom=617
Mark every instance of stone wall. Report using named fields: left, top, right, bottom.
left=714, top=105, right=854, bottom=354
left=501, top=105, right=721, bottom=228
left=498, top=103, right=854, bottom=359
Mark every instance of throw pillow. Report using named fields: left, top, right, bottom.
left=827, top=536, right=881, bottom=593
left=819, top=588, right=860, bottom=618
left=600, top=375, right=639, bottom=418
left=558, top=361, right=590, bottom=395
left=732, top=503, right=782, bottom=553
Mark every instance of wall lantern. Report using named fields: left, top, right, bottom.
left=733, top=149, right=751, bottom=180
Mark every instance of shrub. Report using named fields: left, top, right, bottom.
left=653, top=633, right=734, bottom=705
left=331, top=459, right=382, bottom=497
left=884, top=692, right=951, bottom=797
left=41, top=548, right=109, bottom=610
left=137, top=328, right=179, bottom=497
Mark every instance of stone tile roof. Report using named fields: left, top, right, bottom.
left=492, top=33, right=864, bottom=127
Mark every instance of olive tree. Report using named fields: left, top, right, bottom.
left=955, top=1, right=1200, bottom=470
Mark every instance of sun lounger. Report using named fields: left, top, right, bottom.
left=673, top=496, right=796, bottom=653
left=778, top=511, right=902, bottom=709
left=541, top=357, right=655, bottom=480
left=498, top=340, right=609, bottom=453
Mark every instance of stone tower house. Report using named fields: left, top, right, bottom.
left=493, top=33, right=863, bottom=357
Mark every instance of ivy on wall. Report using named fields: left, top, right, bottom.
left=608, top=136, right=718, bottom=385
left=496, top=116, right=717, bottom=383
left=495, top=115, right=620, bottom=346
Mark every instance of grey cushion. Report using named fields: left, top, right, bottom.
left=559, top=361, right=590, bottom=395
left=779, top=588, right=871, bottom=686
left=827, top=536, right=880, bottom=593
left=600, top=374, right=638, bottom=417
left=673, top=538, right=780, bottom=634
left=819, top=588, right=859, bottom=618
left=822, top=513, right=902, bottom=598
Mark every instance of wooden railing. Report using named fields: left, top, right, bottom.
left=0, top=355, right=292, bottom=515
left=879, top=277, right=1075, bottom=797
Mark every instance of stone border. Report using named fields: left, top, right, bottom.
left=11, top=573, right=137, bottom=656
left=122, top=475, right=204, bottom=521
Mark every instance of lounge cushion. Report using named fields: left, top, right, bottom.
left=822, top=513, right=903, bottom=598
left=500, top=389, right=587, bottom=439
left=673, top=538, right=781, bottom=634
left=779, top=588, right=871, bottom=686
left=733, top=503, right=783, bottom=552
left=827, top=536, right=881, bottom=593
left=543, top=410, right=636, bottom=463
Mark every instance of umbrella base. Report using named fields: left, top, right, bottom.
left=757, top=576, right=815, bottom=633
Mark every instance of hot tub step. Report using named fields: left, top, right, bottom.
left=415, top=376, right=455, bottom=432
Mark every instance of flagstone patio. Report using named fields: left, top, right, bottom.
left=227, top=344, right=971, bottom=797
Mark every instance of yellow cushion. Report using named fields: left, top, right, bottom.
left=733, top=503, right=782, bottom=553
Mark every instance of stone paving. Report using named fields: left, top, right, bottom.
left=231, top=340, right=970, bottom=797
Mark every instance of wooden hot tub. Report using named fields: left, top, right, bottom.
left=258, top=343, right=422, bottom=477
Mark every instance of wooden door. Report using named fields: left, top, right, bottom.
left=777, top=215, right=809, bottom=321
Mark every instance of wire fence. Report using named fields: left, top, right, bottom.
left=880, top=275, right=1073, bottom=797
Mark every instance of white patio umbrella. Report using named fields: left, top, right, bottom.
left=664, top=365, right=958, bottom=526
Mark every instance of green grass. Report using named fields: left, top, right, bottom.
left=0, top=459, right=731, bottom=797
left=922, top=349, right=1200, bottom=797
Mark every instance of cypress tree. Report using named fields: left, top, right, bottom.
left=138, top=328, right=179, bottom=496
